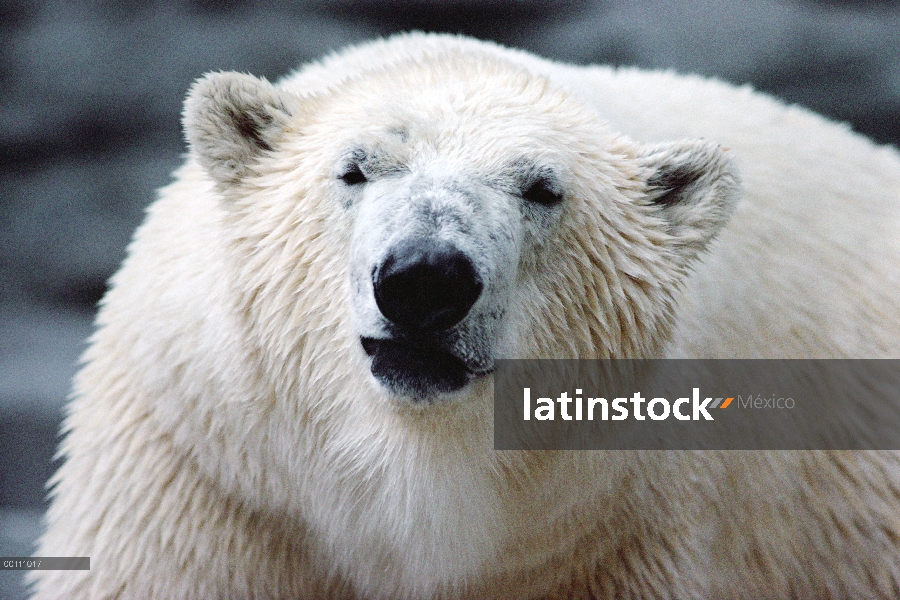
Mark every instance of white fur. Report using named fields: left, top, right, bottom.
left=31, top=33, right=900, bottom=599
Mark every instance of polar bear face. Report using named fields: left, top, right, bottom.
left=335, top=74, right=578, bottom=400
left=183, top=53, right=740, bottom=403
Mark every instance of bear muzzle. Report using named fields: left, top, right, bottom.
left=363, top=238, right=490, bottom=400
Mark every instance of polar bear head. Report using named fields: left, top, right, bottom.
left=183, top=50, right=739, bottom=403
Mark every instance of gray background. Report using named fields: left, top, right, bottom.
left=1, top=1, right=899, bottom=597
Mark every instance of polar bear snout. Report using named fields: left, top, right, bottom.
left=362, top=237, right=490, bottom=400
left=374, top=238, right=483, bottom=332
left=350, top=177, right=510, bottom=401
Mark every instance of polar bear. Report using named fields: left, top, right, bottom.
left=32, top=33, right=900, bottom=599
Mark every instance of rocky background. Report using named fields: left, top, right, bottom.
left=1, top=1, right=899, bottom=597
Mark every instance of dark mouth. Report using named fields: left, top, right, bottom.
left=361, top=337, right=478, bottom=400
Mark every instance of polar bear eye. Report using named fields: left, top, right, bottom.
left=521, top=177, right=562, bottom=206
left=339, top=164, right=368, bottom=186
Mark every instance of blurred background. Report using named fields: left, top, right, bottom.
left=1, top=0, right=899, bottom=597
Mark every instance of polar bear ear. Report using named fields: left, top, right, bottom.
left=183, top=71, right=295, bottom=187
left=638, top=139, right=741, bottom=255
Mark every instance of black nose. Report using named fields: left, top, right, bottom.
left=374, top=239, right=483, bottom=331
